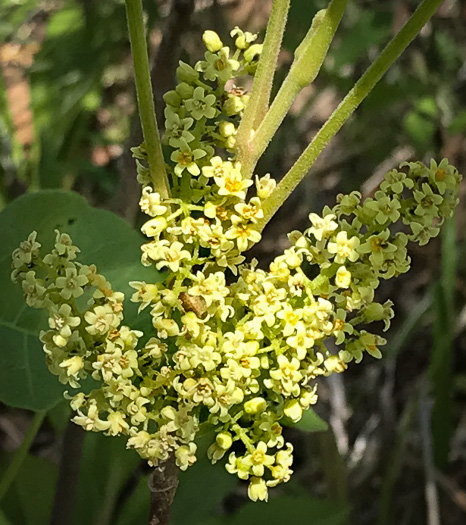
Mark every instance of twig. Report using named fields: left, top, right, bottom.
left=247, top=0, right=348, bottom=175
left=148, top=455, right=179, bottom=525
left=419, top=393, right=441, bottom=525
left=435, top=470, right=466, bottom=514
left=377, top=392, right=419, bottom=525
left=327, top=372, right=350, bottom=456
left=50, top=421, right=86, bottom=525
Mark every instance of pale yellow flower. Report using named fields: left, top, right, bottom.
left=327, top=230, right=360, bottom=264
left=335, top=265, right=352, bottom=288
left=307, top=213, right=338, bottom=241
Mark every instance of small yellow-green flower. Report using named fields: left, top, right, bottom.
left=327, top=231, right=360, bottom=264
left=185, top=87, right=217, bottom=120
left=170, top=139, right=207, bottom=177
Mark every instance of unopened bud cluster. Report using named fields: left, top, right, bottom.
left=12, top=25, right=461, bottom=504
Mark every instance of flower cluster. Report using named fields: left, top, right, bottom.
left=11, top=230, right=144, bottom=398
left=12, top=25, right=461, bottom=503
left=133, top=27, right=268, bottom=278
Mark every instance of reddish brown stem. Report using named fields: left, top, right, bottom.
left=148, top=455, right=179, bottom=525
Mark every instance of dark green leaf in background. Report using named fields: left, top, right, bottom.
left=210, top=496, right=349, bottom=525
left=283, top=408, right=329, bottom=433
left=0, top=454, right=58, bottom=525
left=0, top=190, right=157, bottom=411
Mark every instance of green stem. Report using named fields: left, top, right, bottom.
left=429, top=217, right=456, bottom=469
left=250, top=0, right=348, bottom=174
left=125, top=0, right=170, bottom=199
left=257, top=0, right=444, bottom=230
left=0, top=411, right=46, bottom=503
left=231, top=423, right=255, bottom=453
left=235, top=0, right=290, bottom=175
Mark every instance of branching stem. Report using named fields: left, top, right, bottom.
left=257, top=0, right=445, bottom=231
left=235, top=0, right=290, bottom=176
left=248, top=0, right=348, bottom=176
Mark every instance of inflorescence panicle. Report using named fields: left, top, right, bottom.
left=11, top=27, right=461, bottom=503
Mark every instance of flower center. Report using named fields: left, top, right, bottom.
left=225, top=178, right=242, bottom=193
left=252, top=451, right=265, bottom=464
left=177, top=152, right=193, bottom=165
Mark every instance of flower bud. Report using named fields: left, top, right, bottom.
left=163, top=90, right=181, bottom=107
left=244, top=396, right=267, bottom=414
left=335, top=266, right=351, bottom=288
left=248, top=477, right=268, bottom=502
left=60, top=355, right=84, bottom=377
left=284, top=399, right=303, bottom=422
left=256, top=174, right=276, bottom=200
left=204, top=201, right=217, bottom=219
left=223, top=96, right=244, bottom=116
left=244, top=44, right=263, bottom=63
left=260, top=355, right=269, bottom=369
left=161, top=289, right=178, bottom=307
left=324, top=355, right=347, bottom=373
left=176, top=61, right=199, bottom=84
left=362, top=302, right=385, bottom=321
left=224, top=135, right=236, bottom=149
left=234, top=34, right=247, bottom=49
left=53, top=334, right=68, bottom=347
left=203, top=30, right=223, bottom=52
left=231, top=27, right=257, bottom=49
left=300, top=388, right=318, bottom=409
left=141, top=217, right=167, bottom=237
left=154, top=317, right=180, bottom=337
left=216, top=431, right=233, bottom=450
left=176, top=82, right=194, bottom=100
left=218, top=120, right=236, bottom=137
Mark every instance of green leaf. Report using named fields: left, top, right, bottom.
left=73, top=433, right=141, bottom=525
left=283, top=409, right=329, bottom=433
left=331, top=10, right=390, bottom=70
left=0, top=508, right=13, bottom=525
left=170, top=436, right=238, bottom=524
left=0, top=190, right=157, bottom=411
left=403, top=97, right=438, bottom=151
left=114, top=475, right=150, bottom=525
left=208, top=496, right=349, bottom=525
left=0, top=326, right=63, bottom=412
left=429, top=218, right=457, bottom=468
left=0, top=453, right=58, bottom=525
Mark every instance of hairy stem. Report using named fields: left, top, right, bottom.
left=113, top=0, right=195, bottom=221
left=249, top=0, right=348, bottom=175
left=0, top=411, right=45, bottom=502
left=257, top=0, right=444, bottom=231
left=148, top=455, right=179, bottom=525
left=125, top=0, right=170, bottom=198
left=235, top=0, right=290, bottom=176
